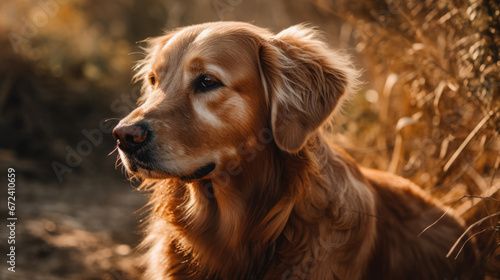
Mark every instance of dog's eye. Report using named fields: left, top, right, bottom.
left=148, top=74, right=157, bottom=86
left=194, top=75, right=223, bottom=93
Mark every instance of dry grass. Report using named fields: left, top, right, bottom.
left=313, top=0, right=499, bottom=277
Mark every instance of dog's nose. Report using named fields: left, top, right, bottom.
left=112, top=123, right=149, bottom=153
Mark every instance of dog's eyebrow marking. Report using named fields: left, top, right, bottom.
left=186, top=59, right=229, bottom=83
left=192, top=97, right=223, bottom=127
left=189, top=59, right=204, bottom=72
left=205, top=64, right=230, bottom=84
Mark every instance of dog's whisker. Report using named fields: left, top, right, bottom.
left=104, top=118, right=121, bottom=123
left=115, top=156, right=123, bottom=169
left=108, top=146, right=118, bottom=157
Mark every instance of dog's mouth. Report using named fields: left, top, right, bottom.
left=119, top=147, right=216, bottom=180
left=125, top=155, right=216, bottom=181
left=180, top=162, right=216, bottom=181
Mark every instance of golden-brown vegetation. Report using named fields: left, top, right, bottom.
left=313, top=0, right=500, bottom=277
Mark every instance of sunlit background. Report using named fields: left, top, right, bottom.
left=0, top=0, right=498, bottom=279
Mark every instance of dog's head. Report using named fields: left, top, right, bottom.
left=113, top=22, right=358, bottom=180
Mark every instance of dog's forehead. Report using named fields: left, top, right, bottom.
left=152, top=24, right=263, bottom=71
left=151, top=30, right=197, bottom=72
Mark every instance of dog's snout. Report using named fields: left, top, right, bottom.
left=112, top=123, right=149, bottom=153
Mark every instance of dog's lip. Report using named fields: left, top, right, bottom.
left=180, top=162, right=216, bottom=181
left=133, top=159, right=154, bottom=170
left=125, top=155, right=216, bottom=181
left=120, top=152, right=158, bottom=173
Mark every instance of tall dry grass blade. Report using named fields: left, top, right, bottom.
left=452, top=228, right=490, bottom=259
left=418, top=205, right=455, bottom=238
left=446, top=212, right=500, bottom=258
left=454, top=187, right=500, bottom=217
left=443, top=110, right=495, bottom=172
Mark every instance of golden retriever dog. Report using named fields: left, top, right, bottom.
left=113, top=22, right=480, bottom=279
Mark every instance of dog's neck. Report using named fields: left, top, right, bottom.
left=145, top=133, right=374, bottom=279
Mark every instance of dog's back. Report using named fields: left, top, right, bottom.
left=362, top=168, right=480, bottom=279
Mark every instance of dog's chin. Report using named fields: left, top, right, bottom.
left=121, top=158, right=170, bottom=179
left=123, top=157, right=216, bottom=181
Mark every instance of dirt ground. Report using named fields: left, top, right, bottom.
left=0, top=169, right=147, bottom=280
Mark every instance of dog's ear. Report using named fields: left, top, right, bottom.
left=259, top=25, right=358, bottom=153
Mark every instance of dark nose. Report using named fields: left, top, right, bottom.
left=112, top=123, right=149, bottom=153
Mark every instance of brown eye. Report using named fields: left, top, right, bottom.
left=200, top=76, right=217, bottom=87
left=194, top=74, right=223, bottom=93
left=148, top=74, right=157, bottom=86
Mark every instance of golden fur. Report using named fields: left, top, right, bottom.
left=113, top=22, right=480, bottom=279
